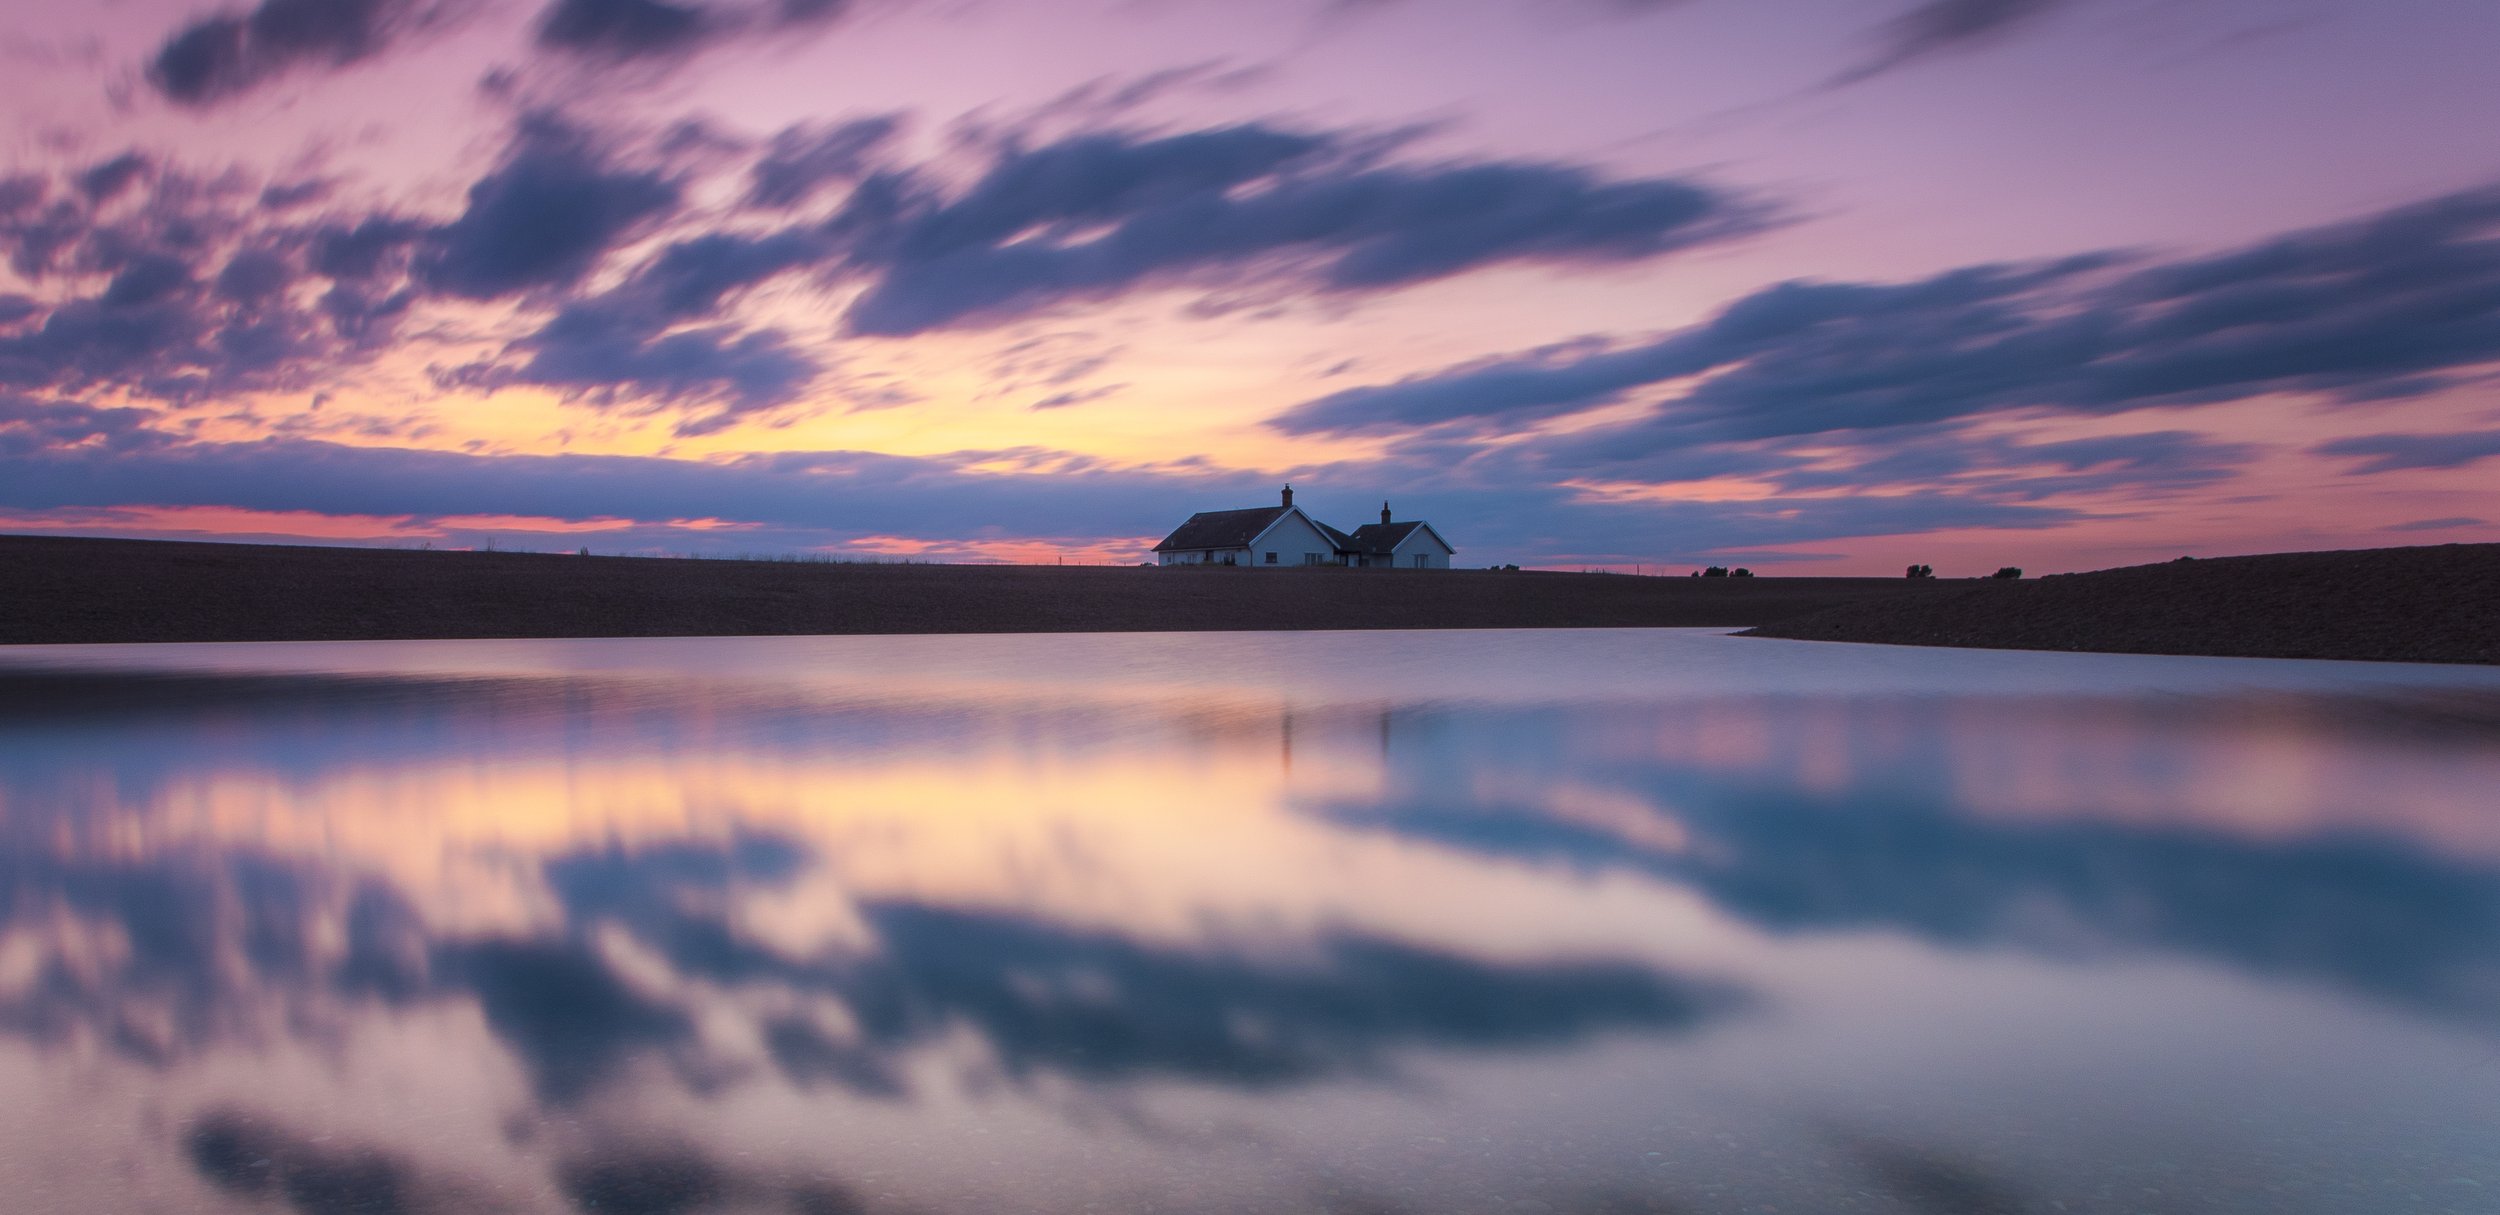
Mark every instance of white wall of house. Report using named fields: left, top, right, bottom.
left=1158, top=547, right=1253, bottom=565
left=1250, top=511, right=1343, bottom=567
left=1391, top=527, right=1455, bottom=569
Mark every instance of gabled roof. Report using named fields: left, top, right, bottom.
left=1346, top=521, right=1418, bottom=555
left=1153, top=506, right=1288, bottom=552
left=1347, top=520, right=1453, bottom=555
left=1156, top=501, right=1452, bottom=556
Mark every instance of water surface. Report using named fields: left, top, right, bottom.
left=1, top=629, right=2496, bottom=1214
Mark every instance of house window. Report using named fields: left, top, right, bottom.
left=1264, top=552, right=1277, bottom=564
left=1302, top=552, right=1322, bottom=565
left=1412, top=553, right=1428, bottom=568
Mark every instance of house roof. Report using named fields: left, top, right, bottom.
left=1347, top=520, right=1454, bottom=555
left=1152, top=506, right=1288, bottom=552
left=1155, top=503, right=1452, bottom=555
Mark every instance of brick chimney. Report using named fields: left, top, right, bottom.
left=1281, top=484, right=1294, bottom=509
left=1380, top=501, right=1392, bottom=525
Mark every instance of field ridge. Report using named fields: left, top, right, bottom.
left=1742, top=543, right=2500, bottom=665
left=0, top=534, right=1939, bottom=645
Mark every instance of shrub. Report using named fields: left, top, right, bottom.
left=1731, top=568, right=1753, bottom=578
left=1991, top=567, right=2021, bottom=580
left=1702, top=566, right=1729, bottom=578
left=1906, top=564, right=1934, bottom=579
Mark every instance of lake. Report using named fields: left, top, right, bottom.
left=1, top=629, right=2496, bottom=1214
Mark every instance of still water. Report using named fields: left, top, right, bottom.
left=1, top=629, right=2497, bottom=1215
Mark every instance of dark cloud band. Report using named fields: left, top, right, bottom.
left=147, top=0, right=426, bottom=106
left=1274, top=185, right=2500, bottom=452
left=829, top=124, right=1763, bottom=336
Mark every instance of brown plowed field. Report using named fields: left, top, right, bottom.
left=1744, top=544, right=2500, bottom=665
left=0, top=534, right=1948, bottom=645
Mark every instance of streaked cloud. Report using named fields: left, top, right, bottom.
left=416, top=115, right=681, bottom=300
left=533, top=0, right=856, bottom=62
left=147, top=0, right=434, bottom=105
left=1833, top=0, right=2076, bottom=87
left=2312, top=430, right=2500, bottom=474
left=140, top=0, right=866, bottom=107
left=1275, top=185, right=2500, bottom=448
left=744, top=114, right=903, bottom=209
left=831, top=123, right=1767, bottom=336
left=533, top=0, right=715, bottom=61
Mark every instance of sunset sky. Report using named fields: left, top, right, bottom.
left=2, top=0, right=2496, bottom=571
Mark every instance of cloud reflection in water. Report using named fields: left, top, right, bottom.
left=0, top=630, right=2495, bottom=1213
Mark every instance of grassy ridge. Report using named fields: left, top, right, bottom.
left=1743, top=543, right=2500, bottom=665
left=0, top=534, right=1946, bottom=645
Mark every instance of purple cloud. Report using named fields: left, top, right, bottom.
left=830, top=124, right=1764, bottom=336
left=0, top=159, right=418, bottom=400
left=416, top=117, right=681, bottom=300
left=76, top=153, right=153, bottom=203
left=745, top=115, right=902, bottom=209
left=1275, top=184, right=2500, bottom=451
left=2312, top=431, right=2500, bottom=474
left=147, top=0, right=428, bottom=105
left=1833, top=0, right=2076, bottom=87
left=447, top=303, right=822, bottom=436
left=530, top=0, right=857, bottom=63
left=534, top=0, right=714, bottom=60
left=443, top=226, right=833, bottom=431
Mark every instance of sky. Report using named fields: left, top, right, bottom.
left=1, top=0, right=2496, bottom=572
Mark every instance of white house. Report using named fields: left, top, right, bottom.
left=1152, top=486, right=1456, bottom=568
left=1340, top=504, right=1458, bottom=569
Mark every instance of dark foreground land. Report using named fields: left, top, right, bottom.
left=1746, top=543, right=2500, bottom=665
left=0, top=534, right=1945, bottom=645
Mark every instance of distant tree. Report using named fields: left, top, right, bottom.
left=578, top=546, right=591, bottom=557
left=1906, top=564, right=1934, bottom=579
left=1731, top=568, right=1753, bottom=578
left=1991, top=566, right=2021, bottom=579
left=1702, top=566, right=1730, bottom=578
